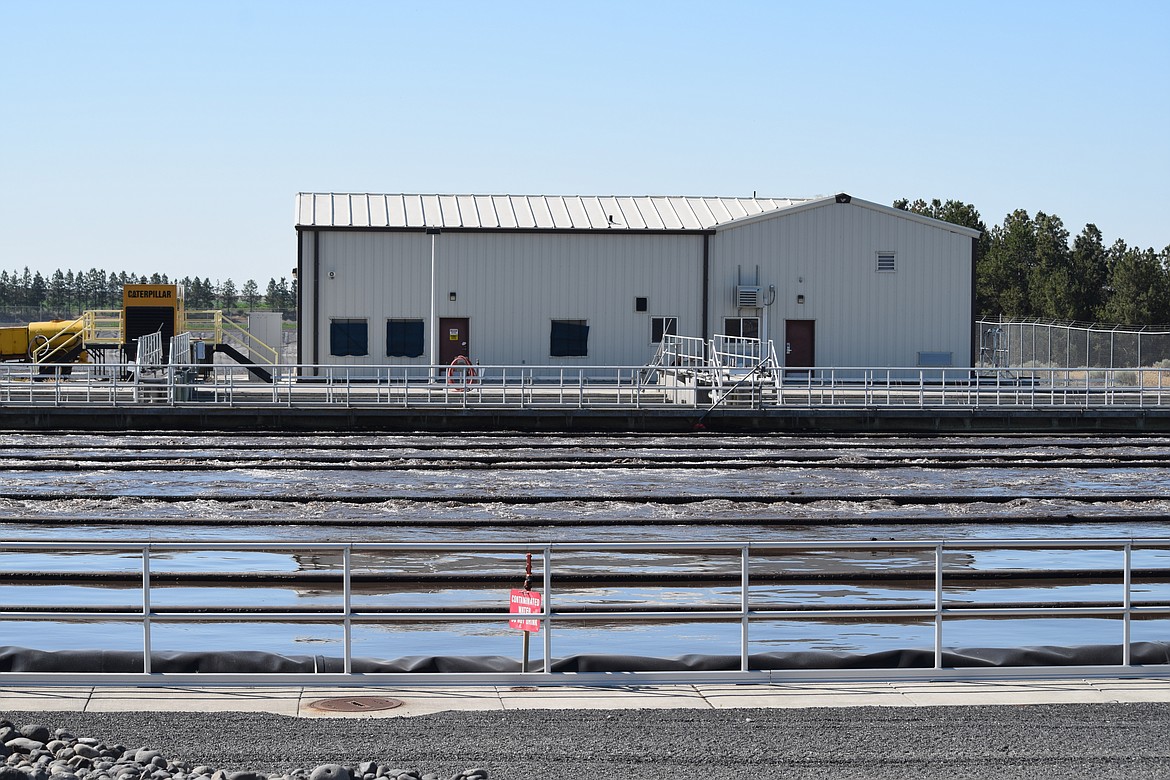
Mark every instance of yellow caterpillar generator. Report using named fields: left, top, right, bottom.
left=1, top=282, right=273, bottom=381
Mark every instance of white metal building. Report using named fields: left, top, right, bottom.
left=294, top=192, right=980, bottom=371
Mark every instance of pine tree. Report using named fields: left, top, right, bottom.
left=242, top=279, right=260, bottom=311
left=220, top=278, right=238, bottom=310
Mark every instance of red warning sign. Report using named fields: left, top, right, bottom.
left=509, top=589, right=542, bottom=632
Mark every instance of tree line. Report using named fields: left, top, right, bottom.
left=895, top=198, right=1170, bottom=327
left=0, top=269, right=296, bottom=321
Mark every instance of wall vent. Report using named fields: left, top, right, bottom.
left=734, top=285, right=763, bottom=308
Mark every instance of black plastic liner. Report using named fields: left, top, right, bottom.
left=3, top=642, right=1169, bottom=674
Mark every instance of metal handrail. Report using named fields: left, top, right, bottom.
left=81, top=310, right=123, bottom=344
left=1, top=362, right=1169, bottom=410
left=1, top=537, right=1168, bottom=685
left=185, top=310, right=279, bottom=366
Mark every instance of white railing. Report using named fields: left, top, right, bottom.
left=134, top=331, right=164, bottom=370
left=168, top=332, right=193, bottom=364
left=653, top=335, right=709, bottom=369
left=1, top=363, right=1170, bottom=410
left=1, top=537, right=1168, bottom=686
left=709, top=335, right=778, bottom=372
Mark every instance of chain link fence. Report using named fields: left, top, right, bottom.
left=978, top=319, right=1170, bottom=369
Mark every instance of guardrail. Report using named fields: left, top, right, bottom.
left=2, top=363, right=1170, bottom=410
left=1, top=538, right=1168, bottom=686
left=183, top=311, right=280, bottom=367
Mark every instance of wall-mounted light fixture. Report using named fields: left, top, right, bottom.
left=448, top=291, right=457, bottom=302
left=797, top=294, right=805, bottom=304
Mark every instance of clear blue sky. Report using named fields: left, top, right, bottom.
left=1, top=1, right=1166, bottom=285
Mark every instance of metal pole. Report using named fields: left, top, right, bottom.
left=343, top=545, right=352, bottom=675
left=1123, top=543, right=1132, bottom=667
left=142, top=546, right=151, bottom=674
left=542, top=546, right=553, bottom=674
left=934, top=544, right=943, bottom=669
left=741, top=544, right=750, bottom=673
left=521, top=552, right=532, bottom=673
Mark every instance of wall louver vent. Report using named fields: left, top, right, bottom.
left=734, top=285, right=763, bottom=308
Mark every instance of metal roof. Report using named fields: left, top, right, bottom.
left=295, top=193, right=816, bottom=231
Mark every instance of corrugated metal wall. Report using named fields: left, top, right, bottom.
left=709, top=201, right=973, bottom=367
left=299, top=200, right=973, bottom=369
left=307, top=231, right=703, bottom=367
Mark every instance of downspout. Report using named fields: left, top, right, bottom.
left=702, top=233, right=710, bottom=341
left=970, top=236, right=978, bottom=368
left=312, top=230, right=320, bottom=377
left=427, top=228, right=439, bottom=373
left=295, top=228, right=303, bottom=375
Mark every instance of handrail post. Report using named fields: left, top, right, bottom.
left=741, top=544, right=750, bottom=673
left=343, top=545, right=353, bottom=675
left=1123, top=542, right=1132, bottom=667
left=934, top=543, right=944, bottom=669
left=142, top=545, right=152, bottom=675
left=542, top=545, right=553, bottom=674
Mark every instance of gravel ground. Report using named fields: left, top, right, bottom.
left=4, top=704, right=1170, bottom=780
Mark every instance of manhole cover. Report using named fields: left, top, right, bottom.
left=308, top=696, right=404, bottom=712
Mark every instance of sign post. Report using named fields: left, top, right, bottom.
left=509, top=553, right=542, bottom=672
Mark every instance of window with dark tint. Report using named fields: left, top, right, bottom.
left=386, top=319, right=424, bottom=357
left=651, top=316, right=677, bottom=343
left=723, top=317, right=760, bottom=339
left=330, top=318, right=368, bottom=356
left=550, top=319, right=589, bottom=357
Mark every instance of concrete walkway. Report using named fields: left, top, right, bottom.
left=5, top=678, right=1170, bottom=717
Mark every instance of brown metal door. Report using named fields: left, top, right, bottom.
left=785, top=320, right=815, bottom=368
left=438, top=317, right=470, bottom=364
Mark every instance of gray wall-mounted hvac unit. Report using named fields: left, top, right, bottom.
left=734, top=285, right=763, bottom=308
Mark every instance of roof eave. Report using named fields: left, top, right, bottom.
left=712, top=193, right=983, bottom=239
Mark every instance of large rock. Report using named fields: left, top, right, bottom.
left=309, top=765, right=350, bottom=780
left=19, top=727, right=51, bottom=745
left=7, top=737, right=46, bottom=754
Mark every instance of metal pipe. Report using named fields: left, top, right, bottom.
left=1124, top=542, right=1132, bottom=667
left=542, top=545, right=552, bottom=675
left=343, top=545, right=352, bottom=675
left=142, top=546, right=151, bottom=675
left=934, top=543, right=943, bottom=669
left=741, top=544, right=750, bottom=672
